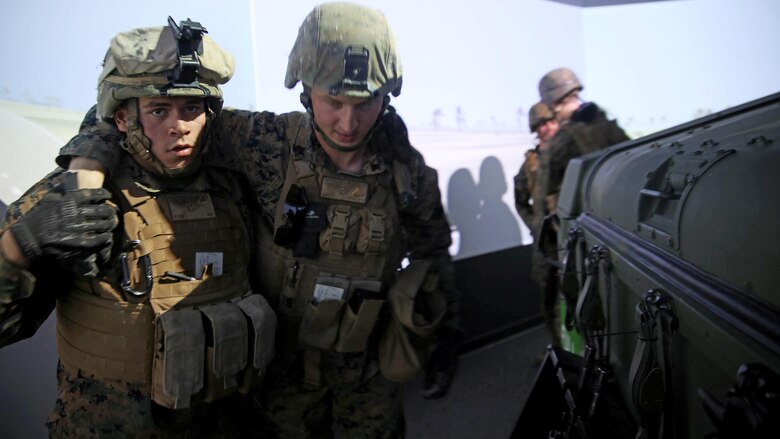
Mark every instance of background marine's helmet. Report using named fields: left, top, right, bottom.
left=284, top=2, right=403, bottom=99
left=528, top=102, right=555, bottom=133
left=538, top=67, right=583, bottom=107
left=96, top=20, right=235, bottom=120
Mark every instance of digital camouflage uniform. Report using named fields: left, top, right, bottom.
left=59, top=103, right=457, bottom=439
left=514, top=146, right=562, bottom=349
left=535, top=68, right=630, bottom=210
left=515, top=102, right=561, bottom=349
left=536, top=102, right=630, bottom=210
left=200, top=106, right=456, bottom=438
left=0, top=21, right=276, bottom=438
left=60, top=5, right=459, bottom=437
left=0, top=162, right=257, bottom=438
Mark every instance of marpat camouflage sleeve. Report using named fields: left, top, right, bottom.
left=0, top=170, right=65, bottom=346
left=207, top=109, right=290, bottom=223
left=56, top=106, right=125, bottom=173
left=379, top=111, right=460, bottom=329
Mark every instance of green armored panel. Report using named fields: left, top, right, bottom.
left=548, top=93, right=780, bottom=438
left=582, top=103, right=780, bottom=304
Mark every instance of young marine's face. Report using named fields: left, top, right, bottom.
left=309, top=88, right=384, bottom=150
left=536, top=118, right=560, bottom=145
left=115, top=96, right=207, bottom=169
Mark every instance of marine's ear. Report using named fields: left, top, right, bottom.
left=114, top=107, right=129, bottom=133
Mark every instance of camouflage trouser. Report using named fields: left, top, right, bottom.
left=46, top=362, right=254, bottom=438
left=254, top=349, right=405, bottom=439
left=532, top=249, right=561, bottom=347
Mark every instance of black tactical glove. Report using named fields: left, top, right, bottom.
left=421, top=329, right=460, bottom=399
left=10, top=173, right=117, bottom=276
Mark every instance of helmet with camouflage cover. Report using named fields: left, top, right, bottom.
left=96, top=18, right=235, bottom=177
left=284, top=2, right=403, bottom=99
left=528, top=102, right=555, bottom=133
left=538, top=68, right=583, bottom=107
left=97, top=20, right=234, bottom=119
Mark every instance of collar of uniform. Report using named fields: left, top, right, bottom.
left=294, top=112, right=388, bottom=176
left=119, top=154, right=210, bottom=194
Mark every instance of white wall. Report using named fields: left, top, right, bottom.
left=3, top=0, right=778, bottom=135
left=582, top=0, right=780, bottom=136
left=253, top=0, right=585, bottom=132
left=0, top=1, right=256, bottom=112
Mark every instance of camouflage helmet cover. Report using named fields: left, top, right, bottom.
left=97, top=25, right=235, bottom=119
left=528, top=102, right=555, bottom=132
left=285, top=2, right=403, bottom=98
left=538, top=67, right=583, bottom=107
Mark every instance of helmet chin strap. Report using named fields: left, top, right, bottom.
left=301, top=92, right=389, bottom=154
left=120, top=98, right=211, bottom=178
left=121, top=99, right=159, bottom=171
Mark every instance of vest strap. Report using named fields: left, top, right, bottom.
left=329, top=205, right=351, bottom=257
left=365, top=210, right=386, bottom=255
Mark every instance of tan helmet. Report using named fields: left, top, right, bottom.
left=528, top=102, right=555, bottom=132
left=96, top=19, right=235, bottom=120
left=96, top=18, right=235, bottom=177
left=538, top=67, right=583, bottom=107
left=284, top=2, right=403, bottom=98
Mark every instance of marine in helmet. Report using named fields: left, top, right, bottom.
left=59, top=3, right=460, bottom=438
left=536, top=67, right=630, bottom=211
left=0, top=18, right=276, bottom=437
left=513, top=102, right=561, bottom=355
left=514, top=102, right=559, bottom=235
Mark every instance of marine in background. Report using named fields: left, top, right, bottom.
left=514, top=102, right=559, bottom=236
left=0, top=19, right=275, bottom=437
left=536, top=67, right=630, bottom=212
left=514, top=102, right=562, bottom=354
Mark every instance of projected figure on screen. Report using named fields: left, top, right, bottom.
left=447, top=167, right=480, bottom=258
left=476, top=156, right=522, bottom=252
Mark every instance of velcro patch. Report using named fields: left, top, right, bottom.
left=320, top=177, right=368, bottom=204
left=166, top=193, right=216, bottom=221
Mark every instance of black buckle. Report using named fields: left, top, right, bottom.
left=166, top=16, right=207, bottom=88
left=336, top=46, right=370, bottom=93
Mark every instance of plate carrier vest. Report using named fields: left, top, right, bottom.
left=55, top=168, right=276, bottom=409
left=254, top=121, right=409, bottom=385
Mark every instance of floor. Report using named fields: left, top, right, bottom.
left=405, top=324, right=550, bottom=439
left=0, top=318, right=549, bottom=439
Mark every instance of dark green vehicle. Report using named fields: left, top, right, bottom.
left=515, top=92, right=780, bottom=438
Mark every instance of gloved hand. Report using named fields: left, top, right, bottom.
left=10, top=173, right=117, bottom=276
left=421, top=329, right=460, bottom=399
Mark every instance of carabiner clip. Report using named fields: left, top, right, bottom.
left=120, top=240, right=153, bottom=298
